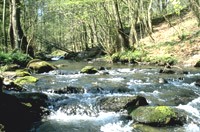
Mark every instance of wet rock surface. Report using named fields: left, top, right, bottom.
left=47, top=86, right=85, bottom=94
left=97, top=96, right=148, bottom=112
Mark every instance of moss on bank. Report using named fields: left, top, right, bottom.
left=107, top=50, right=177, bottom=65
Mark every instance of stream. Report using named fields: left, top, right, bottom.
left=25, top=60, right=199, bottom=132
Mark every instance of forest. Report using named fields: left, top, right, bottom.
left=0, top=0, right=199, bottom=64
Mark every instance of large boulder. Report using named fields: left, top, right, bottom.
left=194, top=60, right=200, bottom=67
left=27, top=59, right=56, bottom=73
left=130, top=106, right=186, bottom=126
left=80, top=66, right=98, bottom=74
left=0, top=93, right=47, bottom=131
left=97, top=96, right=148, bottom=112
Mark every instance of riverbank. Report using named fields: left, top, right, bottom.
left=140, top=11, right=200, bottom=67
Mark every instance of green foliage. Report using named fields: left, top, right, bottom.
left=170, top=0, right=184, bottom=15
left=0, top=51, right=32, bottom=67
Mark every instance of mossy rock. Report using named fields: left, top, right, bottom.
left=194, top=60, right=200, bottom=67
left=130, top=106, right=186, bottom=126
left=15, top=69, right=31, bottom=77
left=27, top=59, right=56, bottom=73
left=80, top=66, right=98, bottom=74
left=14, top=76, right=38, bottom=86
left=4, top=64, right=20, bottom=71
left=50, top=50, right=66, bottom=57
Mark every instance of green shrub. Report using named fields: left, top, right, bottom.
left=0, top=51, right=32, bottom=67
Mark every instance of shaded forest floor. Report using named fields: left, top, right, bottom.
left=140, top=11, right=200, bottom=66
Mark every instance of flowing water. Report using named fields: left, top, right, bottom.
left=26, top=60, right=199, bottom=132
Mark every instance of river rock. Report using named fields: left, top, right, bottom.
left=80, top=66, right=98, bottom=74
left=4, top=64, right=20, bottom=71
left=34, top=51, right=51, bottom=61
left=64, top=52, right=78, bottom=59
left=48, top=86, right=85, bottom=94
left=195, top=79, right=200, bottom=87
left=14, top=76, right=38, bottom=86
left=0, top=93, right=46, bottom=131
left=130, top=106, right=186, bottom=126
left=97, top=96, right=148, bottom=112
left=124, top=96, right=149, bottom=113
left=27, top=59, right=56, bottom=73
left=159, top=69, right=175, bottom=74
left=158, top=78, right=168, bottom=84
left=1, top=74, right=25, bottom=91
left=194, top=60, right=200, bottom=67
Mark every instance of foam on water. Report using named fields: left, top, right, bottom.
left=177, top=97, right=200, bottom=131
left=100, top=120, right=133, bottom=132
left=48, top=109, right=121, bottom=123
left=184, top=123, right=200, bottom=132
left=99, top=77, right=125, bottom=82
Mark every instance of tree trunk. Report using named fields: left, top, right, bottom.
left=113, top=0, right=130, bottom=51
left=9, top=0, right=15, bottom=49
left=147, top=0, right=153, bottom=33
left=11, top=0, right=28, bottom=52
left=2, top=0, right=8, bottom=52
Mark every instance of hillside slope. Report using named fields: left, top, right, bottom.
left=140, top=12, right=200, bottom=66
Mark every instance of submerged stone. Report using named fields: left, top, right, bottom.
left=130, top=106, right=186, bottom=126
left=48, top=86, right=85, bottom=94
